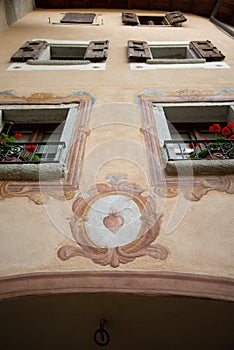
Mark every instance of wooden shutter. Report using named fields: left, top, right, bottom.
left=84, top=40, right=109, bottom=62
left=189, top=40, right=225, bottom=61
left=122, top=12, right=139, bottom=26
left=164, top=11, right=187, bottom=25
left=10, top=41, right=48, bottom=62
left=60, top=13, right=96, bottom=24
left=128, top=41, right=152, bottom=62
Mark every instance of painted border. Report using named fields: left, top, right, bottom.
left=0, top=91, right=93, bottom=204
left=0, top=271, right=233, bottom=301
left=138, top=89, right=234, bottom=200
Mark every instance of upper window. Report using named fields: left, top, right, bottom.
left=122, top=11, right=187, bottom=26
left=153, top=102, right=234, bottom=174
left=128, top=40, right=228, bottom=70
left=8, top=40, right=109, bottom=71
left=128, top=40, right=225, bottom=63
left=60, top=12, right=96, bottom=24
left=0, top=104, right=79, bottom=180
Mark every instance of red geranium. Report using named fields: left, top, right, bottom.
left=209, top=123, right=221, bottom=133
left=221, top=126, right=231, bottom=137
left=25, top=145, right=36, bottom=151
left=228, top=134, right=234, bottom=140
left=14, top=133, right=23, bottom=139
left=227, top=122, right=234, bottom=129
left=189, top=142, right=199, bottom=149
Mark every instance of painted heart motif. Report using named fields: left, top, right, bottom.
left=103, top=210, right=124, bottom=233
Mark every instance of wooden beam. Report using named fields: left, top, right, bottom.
left=106, top=0, right=112, bottom=8
left=128, top=0, right=134, bottom=9
left=148, top=0, right=153, bottom=10
left=84, top=0, right=90, bottom=8
left=189, top=0, right=196, bottom=12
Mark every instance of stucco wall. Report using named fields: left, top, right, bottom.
left=0, top=0, right=35, bottom=32
left=0, top=9, right=233, bottom=299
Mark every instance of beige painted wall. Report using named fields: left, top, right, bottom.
left=0, top=9, right=233, bottom=102
left=0, top=9, right=233, bottom=281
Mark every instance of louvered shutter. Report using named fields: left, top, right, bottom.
left=10, top=41, right=48, bottom=62
left=164, top=11, right=187, bottom=25
left=128, top=41, right=152, bottom=62
left=122, top=12, right=139, bottom=26
left=60, top=13, right=96, bottom=24
left=84, top=41, right=109, bottom=62
left=189, top=40, right=225, bottom=61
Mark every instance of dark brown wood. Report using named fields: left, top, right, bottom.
left=164, top=10, right=187, bottom=25
left=128, top=0, right=134, bottom=9
left=60, top=12, right=95, bottom=23
left=10, top=41, right=48, bottom=62
left=128, top=40, right=152, bottom=61
left=191, top=0, right=217, bottom=17
left=190, top=40, right=225, bottom=61
left=122, top=11, right=139, bottom=25
left=84, top=40, right=109, bottom=61
left=34, top=1, right=233, bottom=27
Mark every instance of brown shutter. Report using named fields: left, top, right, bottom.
left=122, top=12, right=139, bottom=26
left=84, top=40, right=109, bottom=62
left=10, top=41, right=48, bottom=62
left=60, top=13, right=96, bottom=24
left=164, top=11, right=187, bottom=25
left=128, top=41, right=152, bottom=61
left=189, top=40, right=225, bottom=61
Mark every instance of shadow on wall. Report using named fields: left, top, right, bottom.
left=0, top=0, right=35, bottom=32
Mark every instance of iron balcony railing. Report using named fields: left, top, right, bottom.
left=164, top=139, right=234, bottom=161
left=0, top=141, right=66, bottom=163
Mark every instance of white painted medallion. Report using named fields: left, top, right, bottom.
left=84, top=194, right=142, bottom=248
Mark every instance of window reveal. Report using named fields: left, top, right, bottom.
left=127, top=40, right=225, bottom=63
left=10, top=40, right=109, bottom=63
left=122, top=11, right=187, bottom=26
left=152, top=102, right=234, bottom=174
left=0, top=104, right=79, bottom=180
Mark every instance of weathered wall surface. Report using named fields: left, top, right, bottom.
left=0, top=9, right=233, bottom=299
left=0, top=9, right=233, bottom=101
left=0, top=0, right=34, bottom=32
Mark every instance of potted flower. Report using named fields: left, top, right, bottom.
left=189, top=122, right=234, bottom=159
left=0, top=123, right=40, bottom=162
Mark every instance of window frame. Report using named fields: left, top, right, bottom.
left=129, top=41, right=228, bottom=70
left=0, top=103, right=79, bottom=181
left=8, top=39, right=108, bottom=71
left=152, top=101, right=234, bottom=175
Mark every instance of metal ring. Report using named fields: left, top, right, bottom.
left=93, top=329, right=110, bottom=347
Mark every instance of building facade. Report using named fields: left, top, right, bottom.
left=0, top=1, right=233, bottom=349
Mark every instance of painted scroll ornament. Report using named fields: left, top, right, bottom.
left=57, top=181, right=169, bottom=267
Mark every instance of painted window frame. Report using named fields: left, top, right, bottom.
left=0, top=103, right=79, bottom=181
left=152, top=101, right=234, bottom=175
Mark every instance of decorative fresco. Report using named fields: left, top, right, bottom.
left=57, top=180, right=169, bottom=267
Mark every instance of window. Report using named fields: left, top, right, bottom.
left=0, top=104, right=79, bottom=180
left=60, top=13, right=96, bottom=24
left=128, top=41, right=228, bottom=70
left=8, top=40, right=109, bottom=71
left=122, top=11, right=187, bottom=26
left=128, top=40, right=226, bottom=64
left=153, top=102, right=234, bottom=174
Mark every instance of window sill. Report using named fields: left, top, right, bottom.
left=0, top=163, right=67, bottom=181
left=165, top=159, right=234, bottom=175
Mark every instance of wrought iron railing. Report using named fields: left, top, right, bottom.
left=164, top=139, right=234, bottom=161
left=0, top=141, right=66, bottom=163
